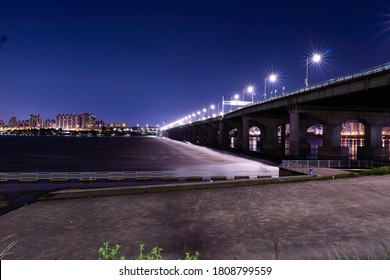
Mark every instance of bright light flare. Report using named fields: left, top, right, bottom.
left=247, top=86, right=254, bottom=93
left=268, top=74, right=277, bottom=82
left=312, top=53, right=322, bottom=63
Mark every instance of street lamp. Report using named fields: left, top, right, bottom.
left=230, top=94, right=240, bottom=111
left=305, top=53, right=322, bottom=87
left=264, top=74, right=278, bottom=100
left=246, top=86, right=255, bottom=103
left=210, top=104, right=215, bottom=118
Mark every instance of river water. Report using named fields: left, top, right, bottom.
left=247, top=136, right=390, bottom=160
left=0, top=135, right=280, bottom=215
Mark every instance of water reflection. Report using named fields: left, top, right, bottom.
left=244, top=136, right=390, bottom=159
left=249, top=137, right=260, bottom=151
left=341, top=138, right=364, bottom=160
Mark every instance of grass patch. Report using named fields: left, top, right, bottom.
left=358, top=166, right=390, bottom=176
left=98, top=242, right=200, bottom=260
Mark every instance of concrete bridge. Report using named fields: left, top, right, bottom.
left=163, top=63, right=390, bottom=161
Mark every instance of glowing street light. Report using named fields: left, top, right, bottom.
left=305, top=53, right=322, bottom=87
left=264, top=74, right=278, bottom=100
left=246, top=86, right=255, bottom=103
left=209, top=104, right=215, bottom=118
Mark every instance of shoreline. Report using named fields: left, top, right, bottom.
left=1, top=174, right=389, bottom=260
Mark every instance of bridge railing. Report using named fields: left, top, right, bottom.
left=239, top=62, right=390, bottom=111
left=163, top=62, right=390, bottom=129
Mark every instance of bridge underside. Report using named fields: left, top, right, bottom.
left=165, top=70, right=390, bottom=161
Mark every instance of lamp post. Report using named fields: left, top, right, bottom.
left=210, top=104, right=215, bottom=118
left=305, top=53, right=322, bottom=87
left=230, top=94, right=240, bottom=111
left=264, top=74, right=277, bottom=100
left=246, top=86, right=255, bottom=103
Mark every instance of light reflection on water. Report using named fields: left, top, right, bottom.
left=244, top=136, right=390, bottom=159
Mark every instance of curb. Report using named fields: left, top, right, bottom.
left=234, top=175, right=250, bottom=180
left=210, top=176, right=227, bottom=181
left=19, top=179, right=39, bottom=183
left=161, top=177, right=178, bottom=182
left=185, top=176, right=203, bottom=182
left=79, top=178, right=97, bottom=182
left=38, top=175, right=311, bottom=202
left=49, top=179, right=69, bottom=183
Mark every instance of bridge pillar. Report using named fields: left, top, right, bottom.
left=186, top=129, right=194, bottom=142
left=204, top=125, right=218, bottom=147
left=280, top=124, right=286, bottom=156
left=197, top=127, right=207, bottom=144
left=261, top=126, right=280, bottom=155
left=218, top=121, right=229, bottom=147
left=289, top=111, right=312, bottom=157
left=358, top=121, right=389, bottom=160
left=242, top=117, right=249, bottom=150
left=192, top=128, right=198, bottom=143
left=319, top=124, right=349, bottom=159
left=289, top=110, right=300, bottom=157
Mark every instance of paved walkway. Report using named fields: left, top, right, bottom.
left=1, top=175, right=390, bottom=260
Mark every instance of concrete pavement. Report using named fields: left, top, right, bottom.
left=1, top=175, right=390, bottom=260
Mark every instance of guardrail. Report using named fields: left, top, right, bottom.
left=280, top=160, right=389, bottom=176
left=0, top=170, right=273, bottom=183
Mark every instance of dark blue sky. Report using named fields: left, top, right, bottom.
left=1, top=0, right=390, bottom=126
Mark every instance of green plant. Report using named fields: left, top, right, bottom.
left=359, top=166, right=390, bottom=176
left=134, top=243, right=163, bottom=260
left=98, top=242, right=125, bottom=260
left=98, top=242, right=201, bottom=260
left=184, top=251, right=200, bottom=260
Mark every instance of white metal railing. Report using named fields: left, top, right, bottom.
left=0, top=170, right=274, bottom=181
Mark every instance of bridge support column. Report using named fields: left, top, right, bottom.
left=242, top=117, right=249, bottom=150
left=289, top=110, right=300, bottom=157
left=319, top=124, right=349, bottom=159
left=358, top=122, right=389, bottom=160
left=261, top=126, right=280, bottom=155
left=280, top=124, right=286, bottom=156
left=205, top=125, right=218, bottom=147
left=192, top=128, right=197, bottom=143
left=218, top=121, right=229, bottom=148
left=289, top=111, right=311, bottom=157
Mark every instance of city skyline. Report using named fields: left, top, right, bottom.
left=0, top=112, right=159, bottom=130
left=1, top=1, right=390, bottom=125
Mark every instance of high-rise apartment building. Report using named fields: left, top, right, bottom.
left=29, top=114, right=43, bottom=128
left=8, top=117, right=18, bottom=128
left=55, top=113, right=97, bottom=129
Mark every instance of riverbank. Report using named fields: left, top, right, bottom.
left=1, top=175, right=389, bottom=260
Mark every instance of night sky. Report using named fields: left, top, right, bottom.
left=1, top=0, right=390, bottom=126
